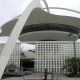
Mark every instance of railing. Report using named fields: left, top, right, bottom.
left=22, top=68, right=63, bottom=80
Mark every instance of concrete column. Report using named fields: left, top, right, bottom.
left=0, top=0, right=42, bottom=79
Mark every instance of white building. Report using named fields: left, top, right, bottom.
left=35, top=41, right=80, bottom=72
left=0, top=42, right=21, bottom=67
left=20, top=49, right=35, bottom=68
left=0, top=0, right=80, bottom=79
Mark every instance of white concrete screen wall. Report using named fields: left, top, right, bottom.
left=35, top=41, right=80, bottom=72
left=0, top=43, right=21, bottom=67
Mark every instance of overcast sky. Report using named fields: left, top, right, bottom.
left=0, top=0, right=34, bottom=51
left=0, top=0, right=80, bottom=50
left=0, top=0, right=32, bottom=26
left=0, top=0, right=80, bottom=26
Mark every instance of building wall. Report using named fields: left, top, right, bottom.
left=0, top=42, right=21, bottom=67
left=23, top=50, right=35, bottom=59
left=35, top=41, right=80, bottom=72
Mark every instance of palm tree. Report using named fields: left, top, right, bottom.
left=20, top=47, right=26, bottom=58
left=68, top=33, right=77, bottom=58
left=6, top=63, right=17, bottom=68
left=68, top=32, right=80, bottom=58
left=63, top=32, right=80, bottom=76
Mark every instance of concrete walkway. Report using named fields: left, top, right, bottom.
left=1, top=73, right=80, bottom=80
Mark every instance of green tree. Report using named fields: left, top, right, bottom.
left=6, top=63, right=17, bottom=68
left=62, top=57, right=80, bottom=75
left=65, top=32, right=80, bottom=76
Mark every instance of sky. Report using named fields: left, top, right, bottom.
left=0, top=0, right=32, bottom=26
left=0, top=0, right=34, bottom=51
left=0, top=0, right=80, bottom=50
left=0, top=36, right=35, bottom=51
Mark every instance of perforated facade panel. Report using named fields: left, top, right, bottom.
left=35, top=41, right=80, bottom=72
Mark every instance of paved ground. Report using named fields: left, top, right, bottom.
left=1, top=73, right=80, bottom=80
